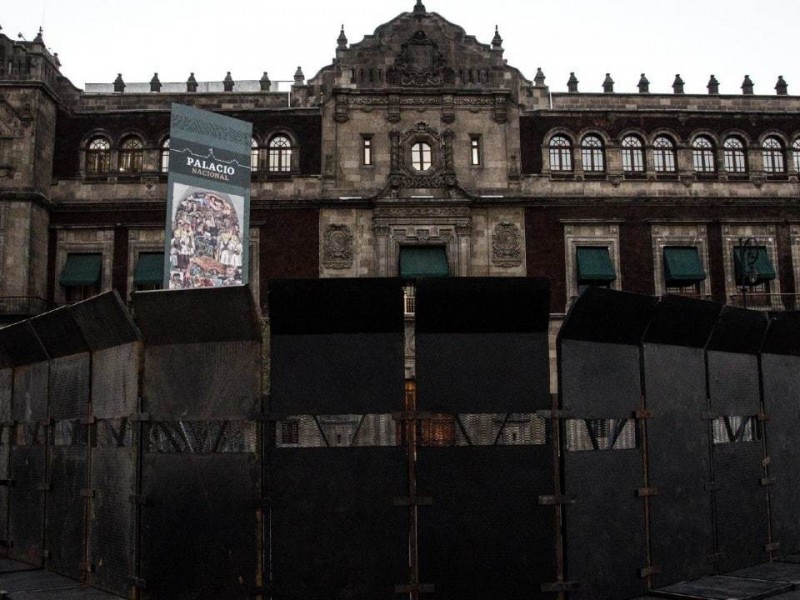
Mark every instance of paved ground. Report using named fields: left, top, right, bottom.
left=0, top=561, right=120, bottom=600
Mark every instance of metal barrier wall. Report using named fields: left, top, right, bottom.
left=760, top=312, right=800, bottom=558
left=269, top=279, right=407, bottom=600
left=559, top=288, right=656, bottom=600
left=415, top=278, right=554, bottom=600
left=31, top=307, right=91, bottom=581
left=706, top=307, right=770, bottom=573
left=641, top=295, right=720, bottom=586
left=132, top=286, right=263, bottom=600
left=0, top=320, right=49, bottom=567
left=72, top=292, right=141, bottom=598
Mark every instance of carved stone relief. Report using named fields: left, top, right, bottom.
left=491, top=223, right=522, bottom=267
left=322, top=224, right=354, bottom=269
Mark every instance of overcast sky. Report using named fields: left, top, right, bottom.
left=4, top=0, right=800, bottom=95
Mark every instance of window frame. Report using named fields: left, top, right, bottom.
left=621, top=135, right=645, bottom=173
left=362, top=135, right=373, bottom=166
left=160, top=138, right=170, bottom=173
left=470, top=135, right=482, bottom=166
left=653, top=136, right=677, bottom=174
left=267, top=134, right=292, bottom=173
left=792, top=139, right=800, bottom=172
left=762, top=136, right=786, bottom=174
left=85, top=137, right=111, bottom=175
left=548, top=135, right=573, bottom=172
left=580, top=135, right=605, bottom=173
left=692, top=136, right=716, bottom=173
left=251, top=138, right=260, bottom=172
left=723, top=137, right=747, bottom=174
left=118, top=136, right=144, bottom=174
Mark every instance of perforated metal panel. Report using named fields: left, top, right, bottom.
left=140, top=454, right=260, bottom=600
left=46, top=445, right=87, bottom=580
left=9, top=448, right=45, bottom=566
left=417, top=446, right=555, bottom=600
left=91, top=344, right=139, bottom=419
left=270, top=448, right=406, bottom=600
left=0, top=369, right=11, bottom=546
left=12, top=362, right=48, bottom=423
left=48, top=355, right=90, bottom=421
left=644, top=344, right=714, bottom=585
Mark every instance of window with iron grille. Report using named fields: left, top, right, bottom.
left=86, top=137, right=111, bottom=174
left=581, top=135, right=605, bottom=172
left=119, top=136, right=143, bottom=173
left=548, top=135, right=573, bottom=172
left=621, top=135, right=644, bottom=172
left=762, top=136, right=785, bottom=173
left=692, top=136, right=716, bottom=173
left=653, top=136, right=676, bottom=173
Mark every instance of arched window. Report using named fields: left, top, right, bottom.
left=692, top=136, right=716, bottom=173
left=411, top=141, right=432, bottom=171
left=251, top=138, right=260, bottom=171
left=762, top=137, right=785, bottom=173
left=581, top=135, right=605, bottom=172
left=621, top=136, right=644, bottom=172
left=160, top=138, right=170, bottom=173
left=793, top=139, right=800, bottom=172
left=548, top=135, right=573, bottom=172
left=653, top=136, right=676, bottom=173
left=119, top=136, right=144, bottom=173
left=268, top=135, right=292, bottom=172
left=723, top=137, right=746, bottom=173
left=86, top=137, right=111, bottom=174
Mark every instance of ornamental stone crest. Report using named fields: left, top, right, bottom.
left=492, top=223, right=522, bottom=267
left=386, top=30, right=454, bottom=87
left=322, top=224, right=354, bottom=269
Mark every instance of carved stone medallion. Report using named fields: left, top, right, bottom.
left=492, top=223, right=522, bottom=267
left=322, top=224, right=354, bottom=269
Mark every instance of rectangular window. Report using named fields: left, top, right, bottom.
left=470, top=136, right=481, bottom=165
left=281, top=420, right=300, bottom=445
left=575, top=246, right=616, bottom=290
left=60, top=253, right=102, bottom=303
left=362, top=136, right=373, bottom=166
left=134, top=252, right=164, bottom=291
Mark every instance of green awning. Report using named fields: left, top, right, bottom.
left=663, top=246, right=706, bottom=284
left=59, top=253, right=101, bottom=287
left=576, top=246, right=616, bottom=283
left=134, top=252, right=165, bottom=286
left=400, top=246, right=449, bottom=278
left=734, top=246, right=776, bottom=284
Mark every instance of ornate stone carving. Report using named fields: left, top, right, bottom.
left=386, top=30, right=454, bottom=88
left=322, top=224, right=354, bottom=269
left=492, top=223, right=523, bottom=267
left=453, top=97, right=495, bottom=106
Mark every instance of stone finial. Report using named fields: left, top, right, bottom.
left=294, top=66, right=305, bottom=85
left=260, top=71, right=271, bottom=92
left=637, top=73, right=649, bottom=93
left=150, top=73, right=161, bottom=93
left=337, top=25, right=348, bottom=50
left=413, top=0, right=426, bottom=14
left=113, top=73, right=125, bottom=93
left=534, top=67, right=546, bottom=87
left=567, top=72, right=579, bottom=93
left=775, top=75, right=788, bottom=96
left=707, top=74, right=720, bottom=95
left=223, top=71, right=234, bottom=92
left=186, top=72, right=198, bottom=93
left=491, top=26, right=503, bottom=50
left=602, top=73, right=614, bottom=93
left=672, top=74, right=685, bottom=94
left=33, top=27, right=44, bottom=44
left=53, top=52, right=61, bottom=67
left=741, top=75, right=754, bottom=95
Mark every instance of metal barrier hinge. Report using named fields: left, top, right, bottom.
left=535, top=409, right=574, bottom=420
left=541, top=581, right=580, bottom=593
left=636, top=487, right=659, bottom=498
left=538, top=495, right=576, bottom=506
left=639, top=565, right=661, bottom=578
left=41, top=418, right=54, bottom=427
left=393, top=496, right=433, bottom=506
left=128, top=577, right=147, bottom=590
left=133, top=413, right=151, bottom=423
left=391, top=411, right=432, bottom=421
left=81, top=416, right=96, bottom=425
left=763, top=456, right=772, bottom=467
left=760, top=477, right=776, bottom=487
left=80, top=489, right=96, bottom=499
left=758, top=412, right=770, bottom=422
left=766, top=542, right=781, bottom=552
left=129, top=494, right=149, bottom=506
left=394, top=583, right=435, bottom=594
left=634, top=409, right=653, bottom=419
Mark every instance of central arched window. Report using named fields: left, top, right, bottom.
left=160, top=138, right=170, bottom=173
left=251, top=138, right=260, bottom=171
left=621, top=136, right=644, bottom=172
left=268, top=135, right=292, bottom=172
left=411, top=141, right=432, bottom=171
left=723, top=137, right=746, bottom=174
left=762, top=137, right=785, bottom=173
left=86, top=137, right=111, bottom=174
left=548, top=135, right=573, bottom=172
left=119, top=136, right=143, bottom=173
left=653, top=136, right=676, bottom=173
left=692, top=136, right=716, bottom=173
left=581, top=135, right=605, bottom=172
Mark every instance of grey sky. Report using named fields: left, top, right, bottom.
left=4, top=0, right=800, bottom=95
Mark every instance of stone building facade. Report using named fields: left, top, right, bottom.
left=1, top=1, right=799, bottom=365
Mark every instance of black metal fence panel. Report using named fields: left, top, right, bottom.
left=0, top=368, right=10, bottom=547
left=88, top=447, right=136, bottom=597
left=563, top=449, right=647, bottom=600
left=760, top=312, right=800, bottom=557
left=45, top=445, right=87, bottom=580
left=644, top=344, right=714, bottom=586
left=270, top=448, right=407, bottom=600
left=417, top=446, right=555, bottom=600
left=9, top=447, right=45, bottom=566
left=91, top=344, right=139, bottom=420
left=143, top=341, right=261, bottom=419
left=140, top=454, right=260, bottom=600
left=12, top=362, right=48, bottom=423
left=48, top=355, right=90, bottom=421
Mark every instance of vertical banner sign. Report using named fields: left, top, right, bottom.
left=164, top=103, right=252, bottom=289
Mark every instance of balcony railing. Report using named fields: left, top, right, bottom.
left=727, top=293, right=800, bottom=311
left=0, top=296, right=56, bottom=319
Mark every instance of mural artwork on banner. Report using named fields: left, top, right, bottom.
left=164, top=103, right=252, bottom=289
